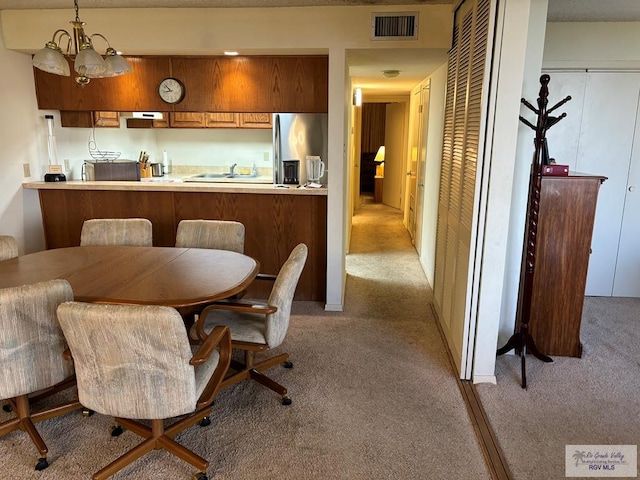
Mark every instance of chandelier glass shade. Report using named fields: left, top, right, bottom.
left=32, top=0, right=132, bottom=85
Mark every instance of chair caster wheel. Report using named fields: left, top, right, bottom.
left=82, top=408, right=94, bottom=417
left=282, top=396, right=292, bottom=406
left=283, top=361, right=293, bottom=369
left=35, top=457, right=49, bottom=471
left=111, top=425, right=124, bottom=437
left=2, top=403, right=11, bottom=412
left=199, top=416, right=211, bottom=427
left=193, top=472, right=208, bottom=480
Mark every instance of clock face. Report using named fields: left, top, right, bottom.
left=158, top=78, right=185, bottom=104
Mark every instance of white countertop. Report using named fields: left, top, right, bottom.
left=22, top=180, right=328, bottom=196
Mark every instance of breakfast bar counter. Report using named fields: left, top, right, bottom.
left=23, top=180, right=327, bottom=302
left=23, top=180, right=328, bottom=195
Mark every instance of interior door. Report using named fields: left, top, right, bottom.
left=414, top=83, right=431, bottom=253
left=382, top=103, right=406, bottom=209
left=573, top=73, right=640, bottom=296
left=406, top=89, right=421, bottom=239
left=612, top=93, right=640, bottom=296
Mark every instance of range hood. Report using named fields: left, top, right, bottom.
left=131, top=112, right=164, bottom=120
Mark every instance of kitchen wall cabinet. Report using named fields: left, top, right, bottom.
left=35, top=57, right=172, bottom=112
left=205, top=113, right=240, bottom=128
left=206, top=113, right=272, bottom=129
left=239, top=113, right=272, bottom=129
left=34, top=55, right=328, bottom=114
left=60, top=111, right=120, bottom=128
left=169, top=112, right=206, bottom=128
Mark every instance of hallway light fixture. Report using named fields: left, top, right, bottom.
left=32, top=0, right=132, bottom=86
left=353, top=87, right=363, bottom=107
left=382, top=69, right=400, bottom=78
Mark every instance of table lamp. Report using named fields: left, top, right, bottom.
left=374, top=146, right=385, bottom=177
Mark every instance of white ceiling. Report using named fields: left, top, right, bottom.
left=1, top=0, right=639, bottom=96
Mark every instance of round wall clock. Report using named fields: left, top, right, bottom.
left=158, top=78, right=185, bottom=104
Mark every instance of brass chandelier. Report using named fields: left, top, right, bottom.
left=32, top=0, right=132, bottom=86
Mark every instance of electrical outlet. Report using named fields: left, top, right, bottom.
left=64, top=159, right=70, bottom=171
left=263, top=151, right=270, bottom=162
left=23, top=163, right=31, bottom=177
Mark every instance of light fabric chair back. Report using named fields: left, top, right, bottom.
left=175, top=219, right=245, bottom=253
left=80, top=218, right=153, bottom=246
left=57, top=302, right=209, bottom=420
left=0, top=235, right=18, bottom=261
left=265, top=243, right=308, bottom=347
left=0, top=279, right=74, bottom=400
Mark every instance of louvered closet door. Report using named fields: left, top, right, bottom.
left=433, top=0, right=491, bottom=376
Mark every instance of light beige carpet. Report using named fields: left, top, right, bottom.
left=476, top=296, right=640, bottom=480
left=0, top=196, right=489, bottom=479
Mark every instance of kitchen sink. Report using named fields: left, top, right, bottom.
left=191, top=173, right=233, bottom=178
left=184, top=172, right=272, bottom=184
left=189, top=173, right=258, bottom=179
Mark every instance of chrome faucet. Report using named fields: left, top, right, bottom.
left=229, top=163, right=237, bottom=175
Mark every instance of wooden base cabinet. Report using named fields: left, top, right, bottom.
left=35, top=189, right=327, bottom=302
left=519, top=174, right=606, bottom=357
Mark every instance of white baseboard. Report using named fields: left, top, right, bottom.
left=473, top=375, right=497, bottom=385
left=324, top=303, right=343, bottom=312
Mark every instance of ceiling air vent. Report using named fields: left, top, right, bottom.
left=371, top=12, right=419, bottom=40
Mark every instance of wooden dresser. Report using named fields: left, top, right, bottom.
left=519, top=173, right=606, bottom=357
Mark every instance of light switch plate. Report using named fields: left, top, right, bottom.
left=23, top=163, right=30, bottom=177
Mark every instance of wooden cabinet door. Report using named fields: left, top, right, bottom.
left=60, top=111, right=119, bottom=128
left=205, top=112, right=240, bottom=128
left=93, top=112, right=120, bottom=127
left=169, top=112, right=206, bottom=128
left=239, top=113, right=272, bottom=129
left=34, top=57, right=171, bottom=111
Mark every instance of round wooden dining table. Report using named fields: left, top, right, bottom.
left=0, top=246, right=259, bottom=311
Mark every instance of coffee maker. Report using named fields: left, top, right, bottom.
left=282, top=160, right=300, bottom=184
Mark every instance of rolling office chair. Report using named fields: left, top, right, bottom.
left=80, top=218, right=153, bottom=246
left=0, top=235, right=18, bottom=261
left=0, top=279, right=82, bottom=470
left=194, top=243, right=307, bottom=405
left=57, top=302, right=232, bottom=480
left=175, top=219, right=245, bottom=253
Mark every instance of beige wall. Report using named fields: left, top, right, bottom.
left=0, top=4, right=452, bottom=310
left=544, top=22, right=640, bottom=70
left=0, top=21, right=46, bottom=254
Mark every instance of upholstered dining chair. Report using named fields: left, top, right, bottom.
left=193, top=243, right=307, bottom=405
left=0, top=279, right=81, bottom=471
left=175, top=219, right=245, bottom=253
left=79, top=218, right=153, bottom=246
left=56, top=302, right=232, bottom=480
left=0, top=235, right=18, bottom=261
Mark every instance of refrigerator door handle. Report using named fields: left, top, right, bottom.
left=274, top=114, right=281, bottom=184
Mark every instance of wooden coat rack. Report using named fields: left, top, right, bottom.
left=496, top=74, right=571, bottom=388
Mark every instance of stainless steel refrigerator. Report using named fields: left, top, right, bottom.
left=273, top=113, right=328, bottom=185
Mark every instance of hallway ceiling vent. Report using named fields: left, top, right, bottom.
left=371, top=12, right=419, bottom=40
